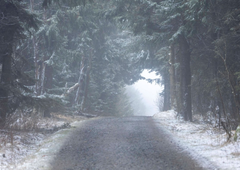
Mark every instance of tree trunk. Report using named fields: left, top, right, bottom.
left=0, top=19, right=14, bottom=124
left=75, top=56, right=85, bottom=105
left=80, top=67, right=90, bottom=112
left=169, top=45, right=176, bottom=109
left=30, top=0, right=40, bottom=96
left=174, top=45, right=182, bottom=115
left=41, top=7, right=53, bottom=96
left=179, top=35, right=192, bottom=121
left=40, top=57, right=53, bottom=95
left=40, top=62, right=46, bottom=95
left=45, top=64, right=53, bottom=90
left=0, top=1, right=22, bottom=124
left=80, top=51, right=92, bottom=112
left=0, top=53, right=12, bottom=124
left=163, top=71, right=171, bottom=111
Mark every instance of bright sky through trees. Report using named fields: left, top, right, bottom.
left=133, top=70, right=163, bottom=116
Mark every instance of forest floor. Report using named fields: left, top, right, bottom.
left=0, top=113, right=89, bottom=169
left=154, top=110, right=240, bottom=170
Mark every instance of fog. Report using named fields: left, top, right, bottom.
left=132, top=70, right=163, bottom=116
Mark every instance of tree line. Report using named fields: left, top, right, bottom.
left=113, top=0, right=240, bottom=124
left=0, top=0, right=143, bottom=126
left=1, top=0, right=240, bottom=131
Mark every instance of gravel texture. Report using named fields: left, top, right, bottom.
left=50, top=116, right=216, bottom=170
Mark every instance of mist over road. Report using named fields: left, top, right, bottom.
left=50, top=117, right=214, bottom=170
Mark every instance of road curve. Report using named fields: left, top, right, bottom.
left=50, top=116, right=215, bottom=170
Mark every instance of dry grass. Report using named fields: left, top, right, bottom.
left=0, top=110, right=88, bottom=167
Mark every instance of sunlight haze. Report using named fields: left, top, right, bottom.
left=133, top=70, right=163, bottom=116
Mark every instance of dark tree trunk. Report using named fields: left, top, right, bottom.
left=174, top=45, right=182, bottom=115
left=45, top=64, right=53, bottom=90
left=40, top=6, right=53, bottom=96
left=179, top=35, right=192, bottom=121
left=0, top=1, right=22, bottom=124
left=30, top=0, right=41, bottom=96
left=81, top=51, right=92, bottom=112
left=0, top=53, right=12, bottom=124
left=163, top=71, right=171, bottom=111
left=169, top=45, right=176, bottom=109
left=44, top=108, right=51, bottom=118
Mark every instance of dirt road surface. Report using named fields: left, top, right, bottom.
left=49, top=116, right=216, bottom=170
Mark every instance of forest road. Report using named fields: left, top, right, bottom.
left=50, top=116, right=215, bottom=170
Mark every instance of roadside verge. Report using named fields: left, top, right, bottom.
left=153, top=110, right=240, bottom=170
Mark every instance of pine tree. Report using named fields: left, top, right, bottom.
left=0, top=0, right=38, bottom=124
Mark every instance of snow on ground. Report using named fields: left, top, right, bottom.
left=0, top=114, right=88, bottom=170
left=0, top=131, right=46, bottom=170
left=2, top=111, right=240, bottom=170
left=154, top=110, right=240, bottom=170
left=14, top=120, right=88, bottom=170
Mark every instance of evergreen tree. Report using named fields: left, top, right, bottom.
left=0, top=0, right=38, bottom=124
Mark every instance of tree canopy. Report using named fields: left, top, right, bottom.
left=1, top=0, right=240, bottom=132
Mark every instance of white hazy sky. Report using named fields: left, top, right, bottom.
left=133, top=70, right=163, bottom=116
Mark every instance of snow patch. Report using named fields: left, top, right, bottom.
left=154, top=110, right=240, bottom=170
left=0, top=114, right=88, bottom=170
left=5, top=120, right=87, bottom=170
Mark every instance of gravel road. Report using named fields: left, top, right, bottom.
left=50, top=116, right=216, bottom=170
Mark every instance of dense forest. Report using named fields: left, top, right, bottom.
left=1, top=0, right=240, bottom=133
